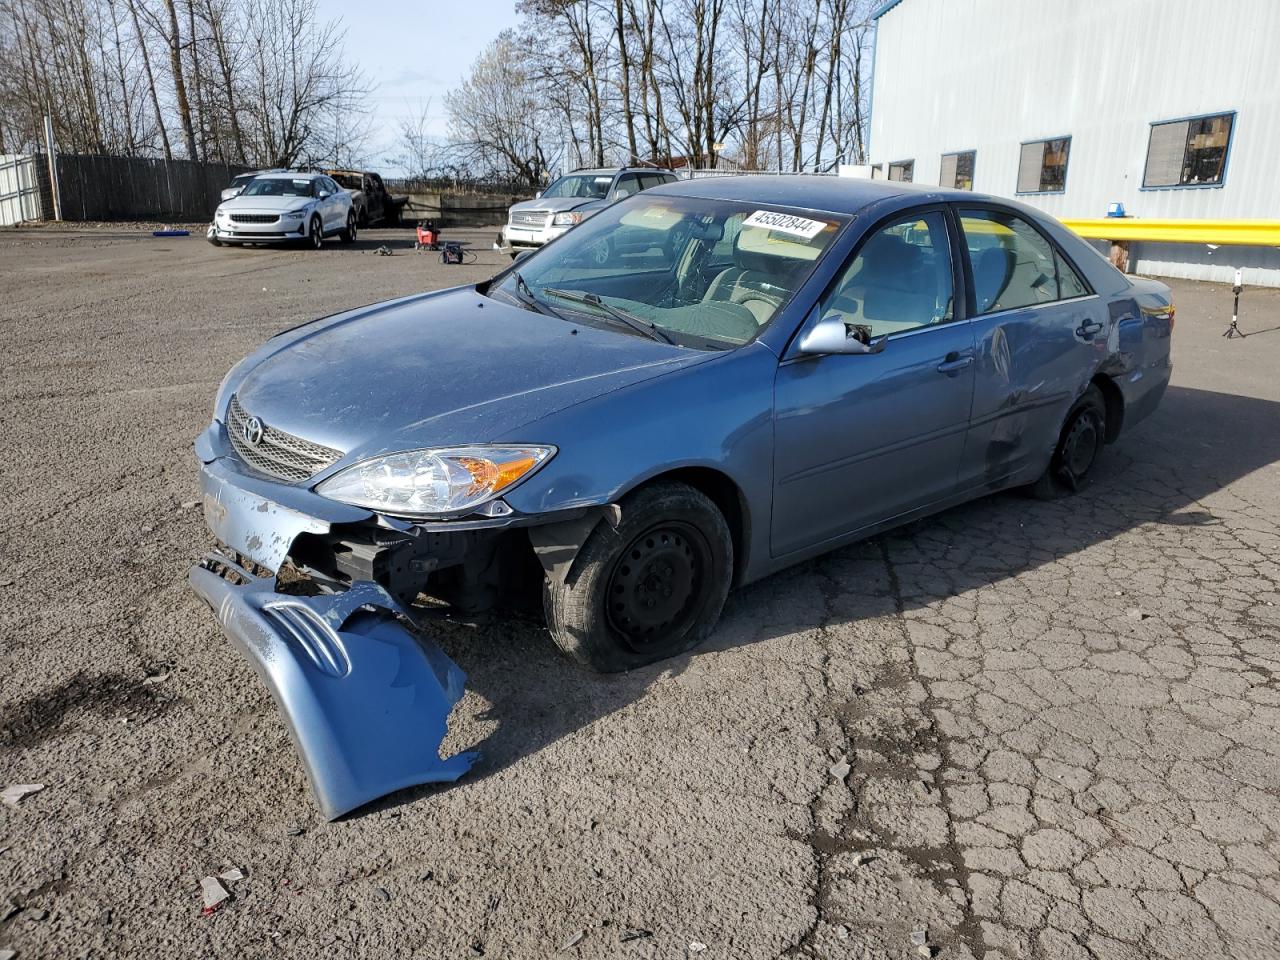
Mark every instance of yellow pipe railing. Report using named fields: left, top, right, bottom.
left=1060, top=218, right=1280, bottom=247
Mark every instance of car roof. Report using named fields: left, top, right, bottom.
left=257, top=171, right=323, bottom=181
left=650, top=174, right=993, bottom=216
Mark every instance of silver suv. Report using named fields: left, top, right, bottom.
left=497, top=166, right=679, bottom=258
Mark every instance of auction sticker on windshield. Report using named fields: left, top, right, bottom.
left=743, top=210, right=829, bottom=240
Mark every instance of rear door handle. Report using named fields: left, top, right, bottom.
left=937, top=353, right=974, bottom=374
left=1076, top=319, right=1104, bottom=337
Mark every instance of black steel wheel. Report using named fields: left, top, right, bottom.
left=1029, top=384, right=1107, bottom=499
left=544, top=482, right=733, bottom=672
left=605, top=521, right=711, bottom=652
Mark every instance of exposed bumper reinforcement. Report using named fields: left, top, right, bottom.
left=189, top=555, right=477, bottom=820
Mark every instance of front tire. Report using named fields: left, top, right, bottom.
left=1029, top=384, right=1107, bottom=499
left=340, top=212, right=357, bottom=243
left=308, top=215, right=323, bottom=250
left=543, top=482, right=733, bottom=672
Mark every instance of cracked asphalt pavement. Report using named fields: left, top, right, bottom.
left=2, top=225, right=1279, bottom=959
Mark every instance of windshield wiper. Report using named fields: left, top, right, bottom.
left=540, top=287, right=674, bottom=344
left=509, top=271, right=562, bottom=319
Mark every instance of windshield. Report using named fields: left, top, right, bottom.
left=242, top=177, right=315, bottom=198
left=494, top=196, right=845, bottom=347
left=539, top=173, right=613, bottom=200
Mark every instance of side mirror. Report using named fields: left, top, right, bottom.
left=513, top=248, right=535, bottom=263
left=797, top=315, right=889, bottom=356
left=317, top=189, right=331, bottom=198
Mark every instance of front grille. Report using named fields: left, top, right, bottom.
left=230, top=213, right=279, bottom=224
left=509, top=209, right=549, bottom=229
left=227, top=395, right=343, bottom=483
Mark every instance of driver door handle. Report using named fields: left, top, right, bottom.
left=936, top=353, right=974, bottom=374
left=1076, top=319, right=1104, bottom=337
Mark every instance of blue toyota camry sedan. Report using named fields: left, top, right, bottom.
left=191, top=175, right=1173, bottom=817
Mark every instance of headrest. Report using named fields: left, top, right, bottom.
left=857, top=233, right=921, bottom=275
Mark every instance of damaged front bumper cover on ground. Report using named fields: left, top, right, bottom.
left=190, top=423, right=612, bottom=818
left=189, top=553, right=478, bottom=820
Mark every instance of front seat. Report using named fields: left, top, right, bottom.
left=703, top=236, right=803, bottom=325
left=972, top=246, right=1015, bottom=313
left=849, top=233, right=937, bottom=330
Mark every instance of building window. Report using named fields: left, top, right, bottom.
left=940, top=151, right=975, bottom=190
left=1016, top=137, right=1070, bottom=194
left=888, top=160, right=914, bottom=182
left=1143, top=113, right=1234, bottom=188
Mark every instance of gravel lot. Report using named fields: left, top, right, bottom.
left=1, top=224, right=1279, bottom=959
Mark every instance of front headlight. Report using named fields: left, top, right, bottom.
left=215, top=208, right=228, bottom=219
left=315, top=445, right=555, bottom=517
left=552, top=212, right=584, bottom=226
left=281, top=209, right=306, bottom=220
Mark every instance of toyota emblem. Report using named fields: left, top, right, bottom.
left=243, top=415, right=265, bottom=446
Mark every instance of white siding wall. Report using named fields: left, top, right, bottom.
left=868, top=0, right=1280, bottom=284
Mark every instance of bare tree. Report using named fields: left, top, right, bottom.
left=0, top=0, right=368, bottom=165
left=445, top=30, right=559, bottom=186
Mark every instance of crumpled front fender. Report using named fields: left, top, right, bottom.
left=189, top=556, right=477, bottom=820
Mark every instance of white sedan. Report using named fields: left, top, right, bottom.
left=209, top=172, right=355, bottom=249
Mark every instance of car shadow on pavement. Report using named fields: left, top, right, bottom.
left=370, top=383, right=1280, bottom=815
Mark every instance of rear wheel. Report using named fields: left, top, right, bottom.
left=543, top=482, right=733, bottom=672
left=308, top=215, right=323, bottom=250
left=1029, top=385, right=1107, bottom=499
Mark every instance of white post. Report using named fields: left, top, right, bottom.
left=43, top=113, right=61, bottom=220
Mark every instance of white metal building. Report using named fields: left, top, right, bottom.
left=867, top=0, right=1280, bottom=285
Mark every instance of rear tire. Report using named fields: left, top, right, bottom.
left=543, top=482, right=733, bottom=673
left=1029, top=384, right=1107, bottom=500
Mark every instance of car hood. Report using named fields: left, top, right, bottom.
left=219, top=194, right=313, bottom=213
left=509, top=196, right=602, bottom=215
left=230, top=286, right=711, bottom=462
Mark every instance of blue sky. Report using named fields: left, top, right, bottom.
left=316, top=0, right=519, bottom=170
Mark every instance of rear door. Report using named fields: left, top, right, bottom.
left=953, top=206, right=1105, bottom=490
left=771, top=206, right=976, bottom=556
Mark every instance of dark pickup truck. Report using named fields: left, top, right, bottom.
left=324, top=169, right=409, bottom=227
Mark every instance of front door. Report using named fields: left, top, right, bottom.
left=772, top=208, right=976, bottom=557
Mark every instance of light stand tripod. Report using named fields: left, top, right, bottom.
left=1223, top=268, right=1246, bottom=339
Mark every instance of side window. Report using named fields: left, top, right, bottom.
left=638, top=174, right=663, bottom=191
left=959, top=209, right=1089, bottom=313
left=821, top=210, right=955, bottom=337
left=613, top=174, right=642, bottom=199
left=1056, top=251, right=1089, bottom=299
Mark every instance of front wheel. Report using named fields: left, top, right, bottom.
left=543, top=482, right=733, bottom=672
left=308, top=215, right=323, bottom=250
left=1028, top=384, right=1107, bottom=499
left=340, top=212, right=357, bottom=243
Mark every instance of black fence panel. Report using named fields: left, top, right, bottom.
left=48, top=154, right=249, bottom=221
